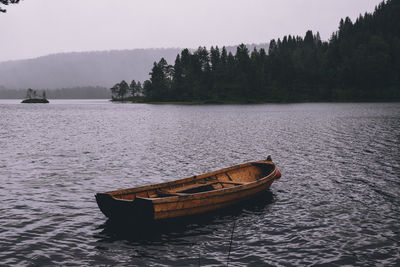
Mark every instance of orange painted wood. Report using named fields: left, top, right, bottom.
left=96, top=160, right=280, bottom=220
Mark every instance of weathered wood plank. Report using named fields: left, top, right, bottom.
left=96, top=160, right=280, bottom=220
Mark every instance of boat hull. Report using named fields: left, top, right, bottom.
left=96, top=160, right=280, bottom=221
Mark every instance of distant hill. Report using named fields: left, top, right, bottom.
left=0, top=49, right=182, bottom=90
left=0, top=44, right=268, bottom=90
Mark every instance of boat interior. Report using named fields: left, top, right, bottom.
left=110, top=162, right=275, bottom=200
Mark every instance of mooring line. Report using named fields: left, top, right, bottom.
left=227, top=219, right=237, bottom=266
left=198, top=248, right=201, bottom=266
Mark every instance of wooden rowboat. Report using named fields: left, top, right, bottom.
left=95, top=158, right=281, bottom=221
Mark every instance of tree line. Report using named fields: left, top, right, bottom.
left=112, top=0, right=400, bottom=103
left=110, top=80, right=143, bottom=101
left=0, top=86, right=110, bottom=99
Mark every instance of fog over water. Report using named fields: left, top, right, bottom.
left=0, top=100, right=399, bottom=265
left=0, top=0, right=383, bottom=62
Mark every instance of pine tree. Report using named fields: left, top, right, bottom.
left=118, top=80, right=129, bottom=100
left=130, top=80, right=137, bottom=97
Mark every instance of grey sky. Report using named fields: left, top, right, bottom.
left=0, top=0, right=383, bottom=62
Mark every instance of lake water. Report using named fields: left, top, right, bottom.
left=0, top=100, right=399, bottom=266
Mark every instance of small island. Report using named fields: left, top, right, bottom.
left=21, top=88, right=49, bottom=103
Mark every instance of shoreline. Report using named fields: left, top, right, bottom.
left=110, top=99, right=400, bottom=105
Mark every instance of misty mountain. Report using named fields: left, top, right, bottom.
left=0, top=49, right=181, bottom=90
left=0, top=44, right=268, bottom=90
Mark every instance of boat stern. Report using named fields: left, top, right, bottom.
left=95, top=193, right=154, bottom=221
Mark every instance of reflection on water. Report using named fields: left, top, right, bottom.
left=97, top=191, right=275, bottom=243
left=0, top=100, right=399, bottom=266
left=95, top=191, right=275, bottom=266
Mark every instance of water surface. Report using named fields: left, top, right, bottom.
left=0, top=100, right=399, bottom=266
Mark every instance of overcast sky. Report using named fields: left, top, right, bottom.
left=0, top=0, right=383, bottom=62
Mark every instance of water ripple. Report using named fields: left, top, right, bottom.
left=0, top=101, right=399, bottom=266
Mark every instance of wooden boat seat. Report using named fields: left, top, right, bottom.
left=168, top=180, right=218, bottom=193
left=219, top=181, right=248, bottom=185
left=156, top=189, right=188, bottom=197
left=156, top=180, right=248, bottom=197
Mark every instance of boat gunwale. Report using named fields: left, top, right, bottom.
left=145, top=167, right=278, bottom=204
left=104, top=160, right=274, bottom=196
